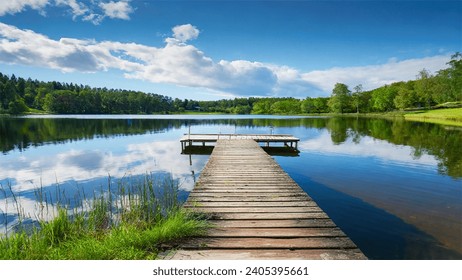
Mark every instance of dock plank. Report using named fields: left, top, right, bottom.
left=209, top=219, right=337, bottom=228
left=181, top=237, right=357, bottom=249
left=184, top=206, right=324, bottom=213
left=167, top=249, right=367, bottom=260
left=206, top=228, right=347, bottom=237
left=183, top=201, right=318, bottom=207
left=170, top=139, right=366, bottom=260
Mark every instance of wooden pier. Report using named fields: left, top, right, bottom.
left=180, top=134, right=299, bottom=150
left=169, top=139, right=366, bottom=260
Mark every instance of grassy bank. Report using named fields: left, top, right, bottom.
left=0, top=176, right=208, bottom=260
left=404, top=108, right=462, bottom=127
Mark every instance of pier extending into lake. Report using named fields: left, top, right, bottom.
left=180, top=133, right=300, bottom=150
left=170, top=138, right=366, bottom=260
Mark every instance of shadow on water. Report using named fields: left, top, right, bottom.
left=181, top=145, right=300, bottom=157
left=291, top=173, right=462, bottom=260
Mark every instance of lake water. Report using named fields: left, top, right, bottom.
left=0, top=115, right=461, bottom=259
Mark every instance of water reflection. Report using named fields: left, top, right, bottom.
left=0, top=135, right=210, bottom=232
left=299, top=131, right=438, bottom=167
left=0, top=115, right=461, bottom=259
left=289, top=131, right=461, bottom=258
left=2, top=116, right=460, bottom=178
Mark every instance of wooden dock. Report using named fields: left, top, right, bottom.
left=180, top=134, right=299, bottom=150
left=169, top=139, right=366, bottom=260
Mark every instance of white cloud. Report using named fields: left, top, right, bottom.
left=0, top=0, right=49, bottom=16
left=0, top=22, right=453, bottom=98
left=55, top=0, right=88, bottom=19
left=0, top=23, right=104, bottom=72
left=301, top=55, right=450, bottom=93
left=0, top=1, right=135, bottom=24
left=99, top=0, right=133, bottom=20
left=169, top=24, right=200, bottom=44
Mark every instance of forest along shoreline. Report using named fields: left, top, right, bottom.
left=1, top=53, right=461, bottom=125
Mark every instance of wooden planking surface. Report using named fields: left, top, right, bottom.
left=180, top=134, right=299, bottom=143
left=171, top=249, right=366, bottom=260
left=169, top=139, right=366, bottom=260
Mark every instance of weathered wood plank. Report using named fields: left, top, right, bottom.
left=186, top=196, right=312, bottom=202
left=194, top=186, right=302, bottom=190
left=185, top=206, right=324, bottom=213
left=200, top=180, right=296, bottom=184
left=184, top=201, right=318, bottom=207
left=182, top=237, right=358, bottom=249
left=208, top=212, right=330, bottom=220
left=206, top=228, right=346, bottom=237
left=191, top=189, right=306, bottom=193
left=187, top=193, right=308, bottom=197
left=169, top=249, right=367, bottom=260
left=209, top=219, right=337, bottom=228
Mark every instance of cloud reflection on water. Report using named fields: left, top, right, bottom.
left=0, top=138, right=206, bottom=231
left=296, top=131, right=461, bottom=255
left=299, top=131, right=438, bottom=167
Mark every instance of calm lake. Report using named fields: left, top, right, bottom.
left=0, top=115, right=461, bottom=259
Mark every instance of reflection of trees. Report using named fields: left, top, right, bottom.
left=1, top=116, right=461, bottom=178
left=1, top=117, right=312, bottom=153
left=326, top=117, right=349, bottom=144
left=0, top=118, right=182, bottom=153
left=323, top=117, right=462, bottom=178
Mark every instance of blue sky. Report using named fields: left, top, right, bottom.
left=0, top=0, right=460, bottom=100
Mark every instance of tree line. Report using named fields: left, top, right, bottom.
left=0, top=77, right=177, bottom=114
left=1, top=53, right=460, bottom=115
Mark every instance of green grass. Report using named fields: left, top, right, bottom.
left=178, top=110, right=227, bottom=115
left=0, top=175, right=209, bottom=260
left=0, top=209, right=207, bottom=260
left=404, top=108, right=462, bottom=127
left=26, top=108, right=48, bottom=114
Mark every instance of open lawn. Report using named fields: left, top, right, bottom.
left=404, top=108, right=462, bottom=127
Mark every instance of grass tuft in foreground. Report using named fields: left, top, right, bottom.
left=0, top=175, right=209, bottom=260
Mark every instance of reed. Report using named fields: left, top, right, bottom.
left=0, top=174, right=208, bottom=259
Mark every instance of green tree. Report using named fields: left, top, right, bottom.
left=393, top=81, right=416, bottom=110
left=328, top=83, right=351, bottom=113
left=271, top=99, right=301, bottom=115
left=8, top=98, right=28, bottom=114
left=301, top=97, right=315, bottom=113
left=1, top=81, right=17, bottom=110
left=251, top=99, right=273, bottom=114
left=351, top=84, right=363, bottom=113
left=436, top=52, right=462, bottom=102
left=371, top=85, right=396, bottom=112
left=432, top=72, right=453, bottom=104
left=233, top=105, right=251, bottom=114
left=415, top=69, right=434, bottom=108
left=312, top=97, right=329, bottom=113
